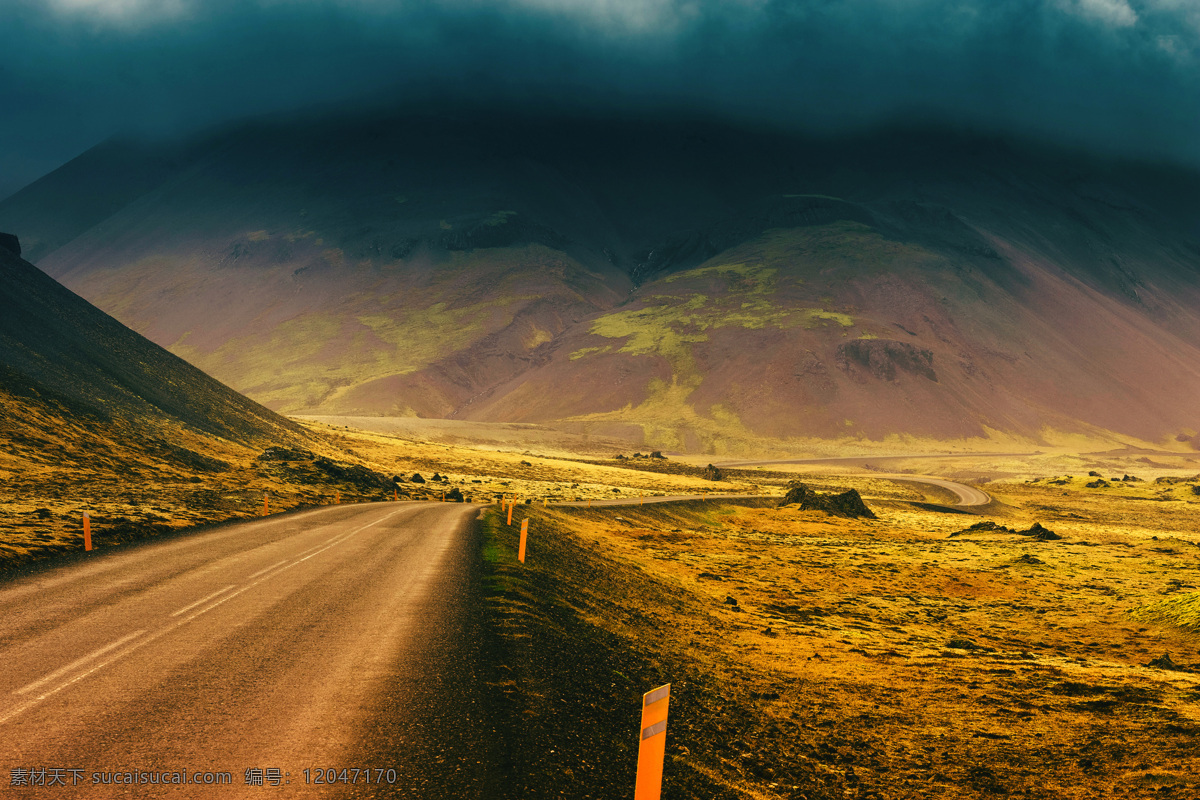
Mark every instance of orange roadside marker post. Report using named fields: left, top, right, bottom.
left=507, top=502, right=514, bottom=526
left=394, top=487, right=398, bottom=501
left=82, top=512, right=93, bottom=552
left=518, top=518, right=529, bottom=563
left=634, top=684, right=671, bottom=800
left=263, top=493, right=269, bottom=517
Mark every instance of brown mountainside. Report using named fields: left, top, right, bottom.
left=0, top=237, right=311, bottom=515
left=3, top=107, right=1200, bottom=454
left=0, top=239, right=303, bottom=446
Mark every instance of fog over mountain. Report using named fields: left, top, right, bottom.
left=3, top=0, right=1200, bottom=199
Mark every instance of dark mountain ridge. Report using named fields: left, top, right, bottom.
left=0, top=237, right=302, bottom=445
left=3, top=105, right=1200, bottom=453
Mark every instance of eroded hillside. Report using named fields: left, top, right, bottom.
left=4, top=110, right=1200, bottom=453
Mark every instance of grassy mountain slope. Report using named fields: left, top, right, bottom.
left=0, top=241, right=314, bottom=563
left=3, top=107, right=1200, bottom=453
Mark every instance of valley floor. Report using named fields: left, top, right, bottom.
left=480, top=471, right=1200, bottom=799
left=2, top=419, right=1198, bottom=798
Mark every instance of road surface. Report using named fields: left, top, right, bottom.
left=709, top=458, right=993, bottom=508
left=553, top=494, right=766, bottom=508
left=552, top=474, right=989, bottom=509
left=713, top=452, right=1035, bottom=467
left=0, top=502, right=497, bottom=798
left=879, top=475, right=991, bottom=506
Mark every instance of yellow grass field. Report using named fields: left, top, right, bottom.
left=3, top=415, right=1197, bottom=798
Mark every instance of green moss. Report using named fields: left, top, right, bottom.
left=589, top=305, right=707, bottom=370
left=806, top=309, right=854, bottom=327
left=663, top=262, right=777, bottom=292
left=171, top=244, right=589, bottom=412
left=693, top=222, right=941, bottom=281
left=569, top=346, right=612, bottom=361
left=480, top=508, right=509, bottom=565
left=575, top=230, right=883, bottom=447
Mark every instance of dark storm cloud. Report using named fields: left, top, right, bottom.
left=2, top=0, right=1199, bottom=198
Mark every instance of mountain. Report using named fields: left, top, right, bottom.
left=0, top=233, right=310, bottom=517
left=4, top=105, right=1200, bottom=454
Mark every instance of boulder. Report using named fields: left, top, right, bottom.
left=779, top=482, right=817, bottom=506
left=950, top=520, right=1059, bottom=539
left=779, top=482, right=876, bottom=519
left=950, top=520, right=1016, bottom=537
left=1022, top=522, right=1061, bottom=541
left=1147, top=653, right=1190, bottom=672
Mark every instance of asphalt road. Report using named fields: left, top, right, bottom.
left=0, top=502, right=498, bottom=798
left=553, top=475, right=989, bottom=509
left=880, top=475, right=991, bottom=506
left=713, top=452, right=1034, bottom=467
left=709, top=458, right=993, bottom=508
left=553, top=494, right=765, bottom=508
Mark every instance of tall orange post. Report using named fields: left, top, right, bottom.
left=82, top=512, right=93, bottom=552
left=263, top=493, right=269, bottom=517
left=394, top=487, right=398, bottom=501
left=335, top=491, right=340, bottom=505
left=634, top=684, right=671, bottom=800
left=507, top=502, right=514, bottom=526
left=518, top=518, right=529, bottom=563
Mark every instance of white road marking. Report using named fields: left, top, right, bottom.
left=247, top=559, right=289, bottom=580
left=0, top=507, right=410, bottom=726
left=170, top=585, right=237, bottom=617
left=14, top=629, right=147, bottom=697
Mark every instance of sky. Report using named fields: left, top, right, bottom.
left=2, top=0, right=1199, bottom=200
